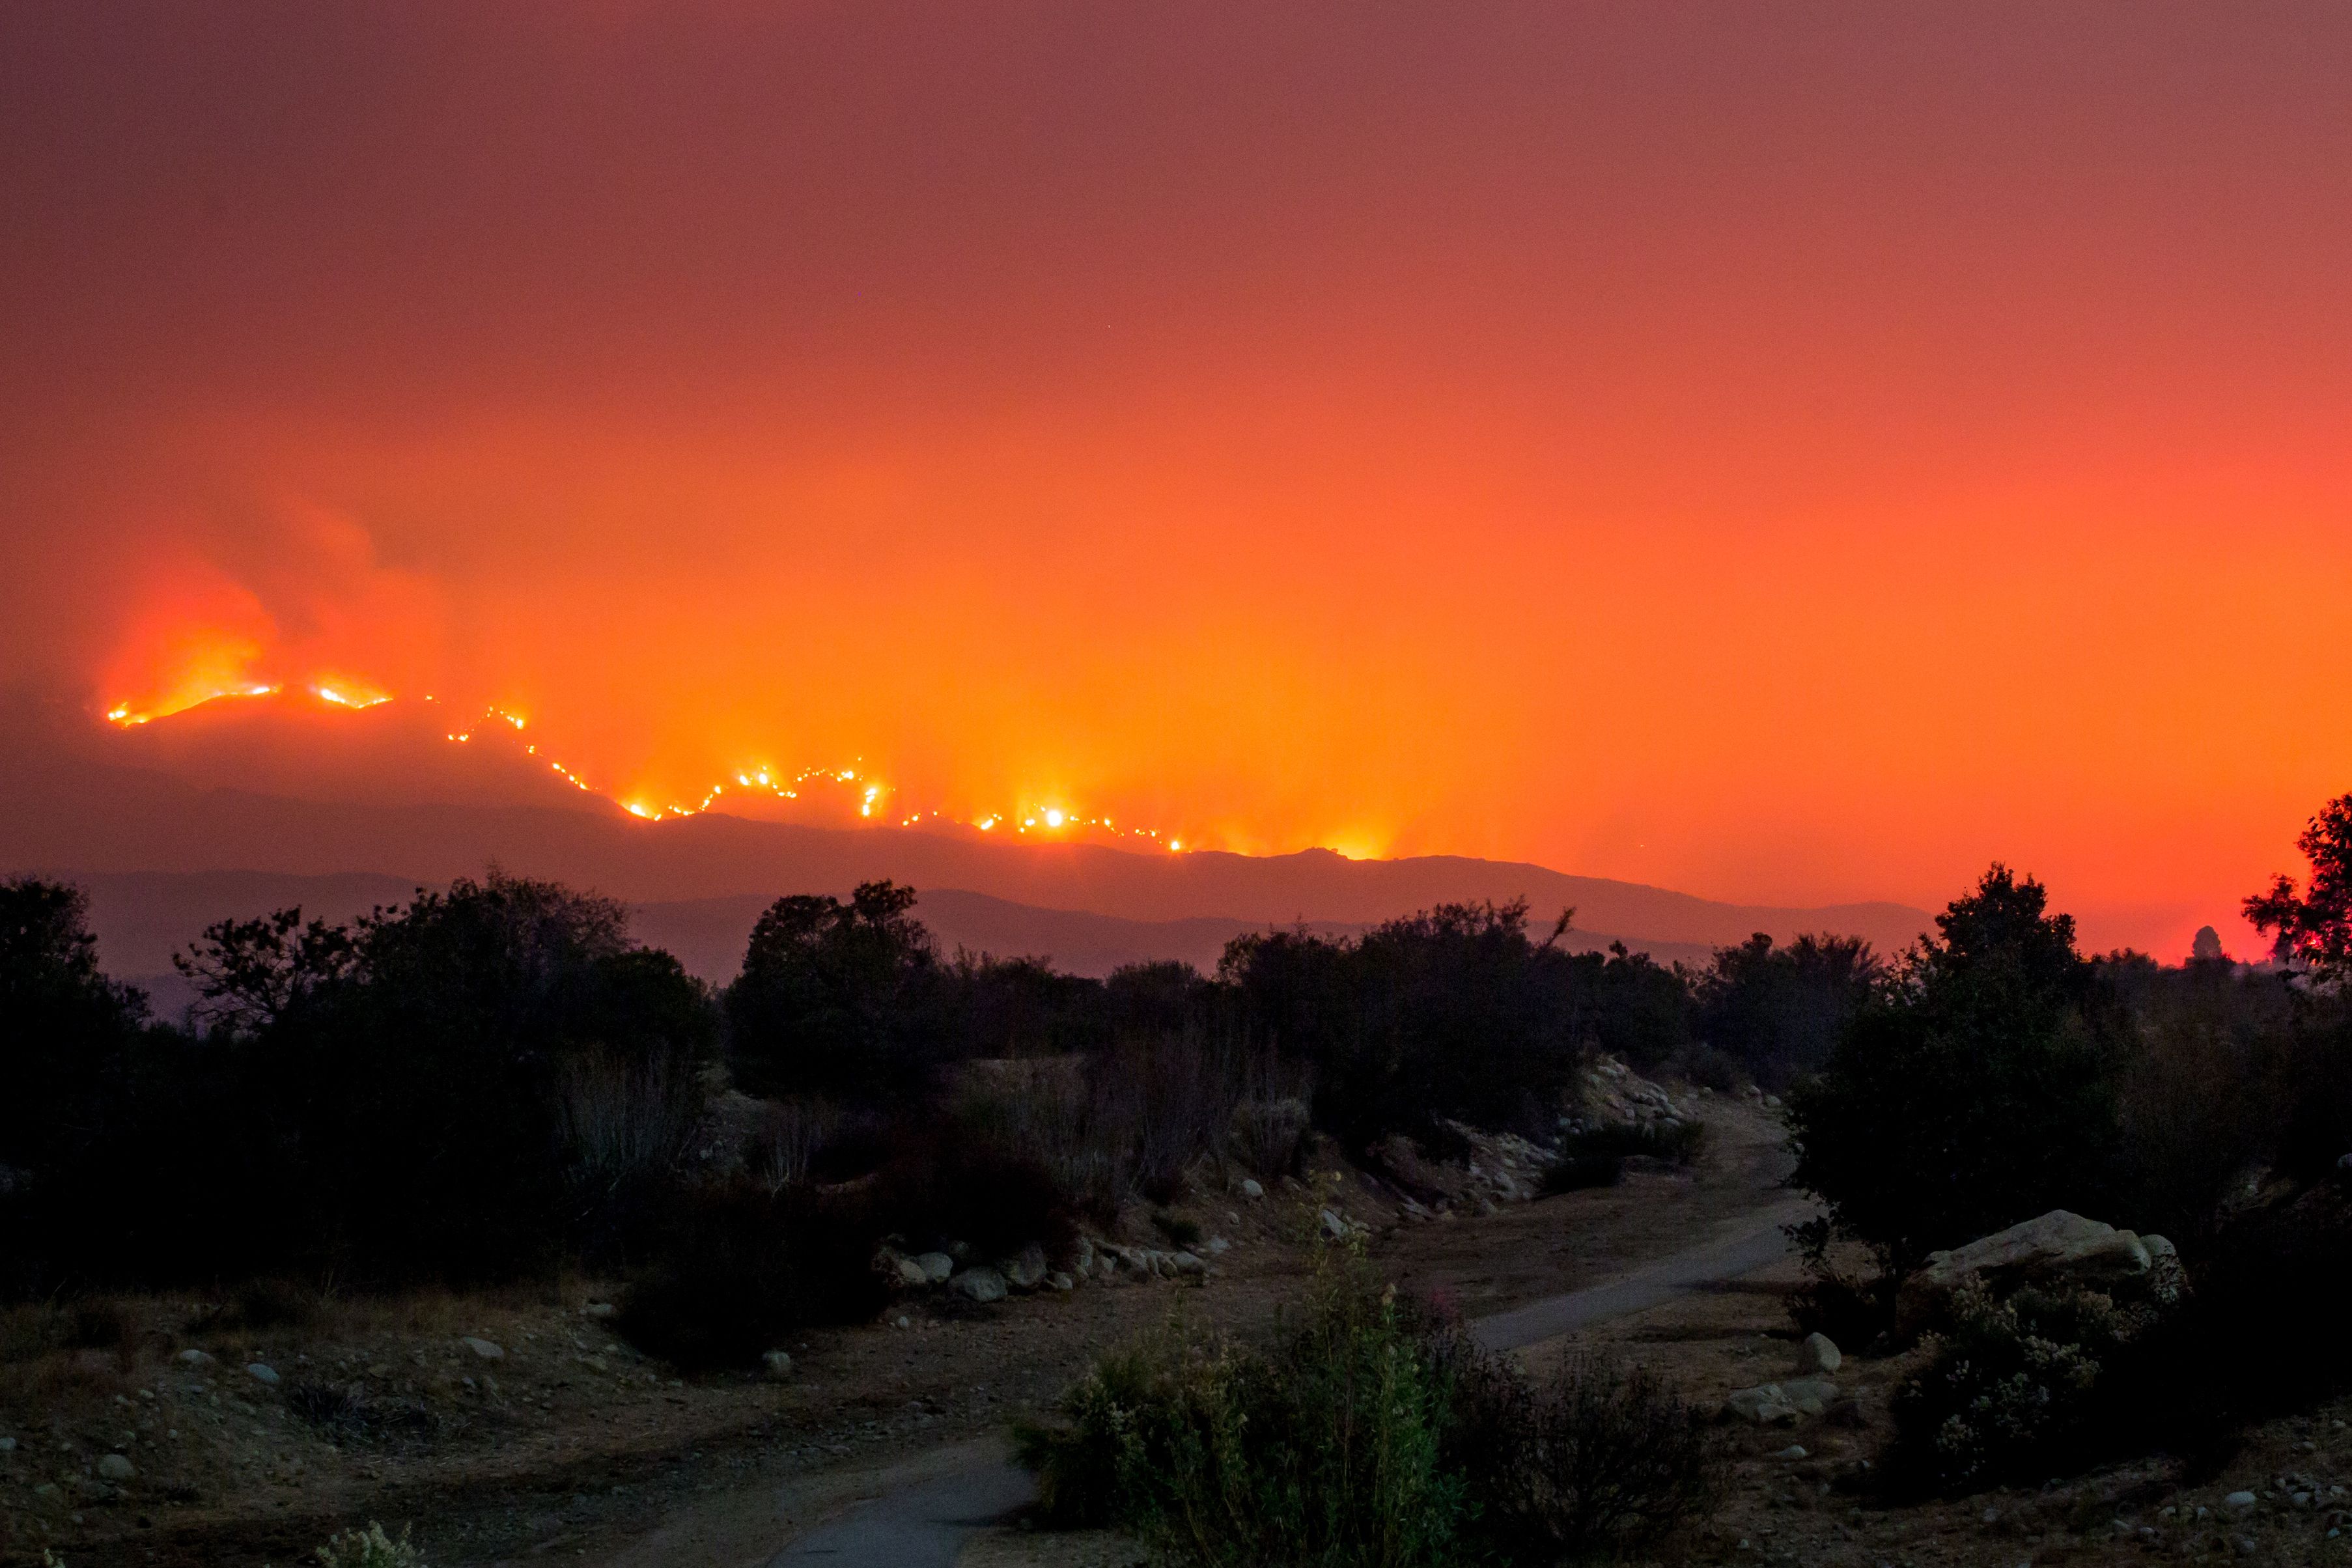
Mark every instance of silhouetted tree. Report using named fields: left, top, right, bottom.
left=175, top=906, right=356, bottom=1035
left=728, top=880, right=944, bottom=1100
left=0, top=877, right=147, bottom=1174
left=1786, top=865, right=2120, bottom=1277
left=1695, top=932, right=1883, bottom=1089
left=2245, top=791, right=2352, bottom=979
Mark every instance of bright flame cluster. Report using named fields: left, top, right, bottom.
left=102, top=676, right=1192, bottom=852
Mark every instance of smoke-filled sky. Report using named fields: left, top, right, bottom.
left=6, top=2, right=2350, bottom=955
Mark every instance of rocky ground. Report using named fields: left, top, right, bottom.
left=0, top=1061, right=1754, bottom=1567
left=22, top=1063, right=2332, bottom=1568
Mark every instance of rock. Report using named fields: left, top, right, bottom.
left=176, top=1348, right=214, bottom=1367
left=915, top=1252, right=955, bottom=1284
left=98, top=1454, right=135, bottom=1482
left=1000, top=1242, right=1048, bottom=1291
left=1722, top=1384, right=1800, bottom=1426
left=2224, top=1491, right=2258, bottom=1509
left=1774, top=1445, right=1808, bottom=1461
left=894, top=1315, right=911, bottom=1330
left=463, top=1337, right=506, bottom=1361
left=950, top=1267, right=1009, bottom=1304
left=245, top=1363, right=279, bottom=1386
left=584, top=1301, right=616, bottom=1319
left=0, top=1436, right=14, bottom=1452
left=1166, top=1250, right=1206, bottom=1276
left=1795, top=1332, right=1842, bottom=1375
left=1319, top=1207, right=1349, bottom=1240
left=1240, top=1179, right=1265, bottom=1200
left=891, top=1255, right=931, bottom=1288
left=1779, top=1379, right=1838, bottom=1416
left=762, top=1350, right=794, bottom=1380
left=1205, top=1236, right=1232, bottom=1255
left=1896, top=1210, right=2155, bottom=1336
left=1047, top=1272, right=1074, bottom=1292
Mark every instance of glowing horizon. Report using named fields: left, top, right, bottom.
left=12, top=5, right=2352, bottom=960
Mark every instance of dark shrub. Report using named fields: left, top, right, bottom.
left=1016, top=1253, right=1467, bottom=1563
left=869, top=1121, right=1075, bottom=1260
left=617, top=1182, right=886, bottom=1371
left=1784, top=1252, right=1896, bottom=1350
left=1696, top=932, right=1883, bottom=1091
left=1446, top=1349, right=1716, bottom=1561
left=1561, top=1119, right=1705, bottom=1166
left=1149, top=1210, right=1201, bottom=1248
left=1020, top=1255, right=1718, bottom=1564
left=1540, top=1153, right=1625, bottom=1193
left=1888, top=1283, right=2153, bottom=1495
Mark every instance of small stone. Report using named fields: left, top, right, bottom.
left=891, top=1254, right=929, bottom=1287
left=2293, top=1492, right=2313, bottom=1509
left=245, top=1363, right=279, bottom=1386
left=1239, top=1178, right=1265, bottom=1200
left=584, top=1302, right=615, bottom=1319
left=1047, top=1272, right=1074, bottom=1292
left=175, top=1348, right=215, bottom=1367
left=464, top=1337, right=505, bottom=1360
left=98, top=1454, right=135, bottom=1482
left=0, top=1436, right=16, bottom=1451
left=914, top=1252, right=954, bottom=1284
left=894, top=1315, right=911, bottom=1330
left=1319, top=1208, right=1349, bottom=1240
left=1774, top=1445, right=1807, bottom=1460
left=1166, top=1251, right=1206, bottom=1276
left=1795, top=1332, right=1842, bottom=1375
left=2224, top=1491, right=2258, bottom=1509
left=762, top=1350, right=794, bottom=1380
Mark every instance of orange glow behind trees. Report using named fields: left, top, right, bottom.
left=10, top=5, right=2352, bottom=957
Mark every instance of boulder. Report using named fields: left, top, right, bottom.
left=464, top=1336, right=507, bottom=1361
left=1896, top=1211, right=2155, bottom=1336
left=915, top=1252, right=955, bottom=1284
left=889, top=1254, right=931, bottom=1288
left=246, top=1363, right=280, bottom=1386
left=1722, top=1379, right=1838, bottom=1426
left=1000, top=1243, right=1048, bottom=1291
left=1165, top=1251, right=1207, bottom=1276
left=98, top=1453, right=135, bottom=1482
left=1794, top=1332, right=1841, bottom=1376
left=1239, top=1179, right=1265, bottom=1201
left=951, top=1267, right=1009, bottom=1304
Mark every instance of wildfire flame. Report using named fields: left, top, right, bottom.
left=100, top=671, right=1196, bottom=851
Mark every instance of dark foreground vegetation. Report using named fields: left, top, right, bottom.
left=1016, top=1249, right=1716, bottom=1567
left=7, top=789, right=2352, bottom=1543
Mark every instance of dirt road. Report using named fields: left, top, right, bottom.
left=733, top=1104, right=1810, bottom=1568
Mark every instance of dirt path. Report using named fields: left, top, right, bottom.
left=707, top=1100, right=1809, bottom=1568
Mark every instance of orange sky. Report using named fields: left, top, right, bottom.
left=5, top=2, right=2350, bottom=957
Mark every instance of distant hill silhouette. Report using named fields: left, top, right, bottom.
left=3, top=700, right=1933, bottom=997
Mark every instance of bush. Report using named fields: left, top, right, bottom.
left=1017, top=1253, right=1468, bottom=1565
left=869, top=1119, right=1076, bottom=1261
left=617, top=1183, right=886, bottom=1370
left=1444, top=1348, right=1716, bottom=1561
left=1560, top=1119, right=1705, bottom=1166
left=1018, top=1253, right=1718, bottom=1565
left=1539, top=1154, right=1624, bottom=1194
left=1888, top=1283, right=2153, bottom=1495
